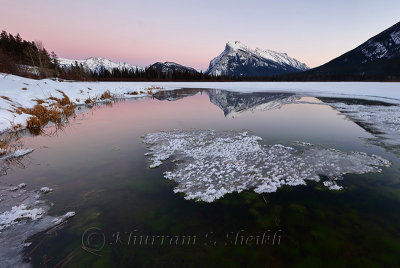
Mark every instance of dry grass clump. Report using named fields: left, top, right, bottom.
left=85, top=97, right=93, bottom=105
left=17, top=90, right=75, bottom=132
left=84, top=90, right=120, bottom=106
left=34, top=99, right=46, bottom=105
left=26, top=115, right=41, bottom=129
left=127, top=87, right=163, bottom=96
left=20, top=105, right=60, bottom=129
left=147, top=86, right=164, bottom=90
left=1, top=96, right=11, bottom=101
left=145, top=86, right=164, bottom=96
left=0, top=122, right=24, bottom=156
left=50, top=90, right=73, bottom=107
left=0, top=131, right=15, bottom=156
left=100, top=90, right=112, bottom=100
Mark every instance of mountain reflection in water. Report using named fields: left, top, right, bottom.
left=153, top=88, right=299, bottom=117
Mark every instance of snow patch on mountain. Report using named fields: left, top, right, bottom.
left=357, top=23, right=400, bottom=62
left=254, top=48, right=309, bottom=71
left=361, top=42, right=388, bottom=60
left=390, top=31, right=400, bottom=45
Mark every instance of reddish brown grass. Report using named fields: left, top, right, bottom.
left=0, top=131, right=15, bottom=156
left=85, top=97, right=93, bottom=105
left=145, top=86, right=163, bottom=96
left=100, top=90, right=113, bottom=100
left=17, top=91, right=75, bottom=132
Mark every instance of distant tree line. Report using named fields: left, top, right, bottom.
left=59, top=62, right=233, bottom=81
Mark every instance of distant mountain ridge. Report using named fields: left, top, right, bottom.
left=205, top=41, right=309, bottom=77
left=148, top=62, right=199, bottom=74
left=58, top=57, right=144, bottom=73
left=58, top=58, right=198, bottom=75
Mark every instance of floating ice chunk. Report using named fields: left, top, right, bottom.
left=323, top=181, right=343, bottom=190
left=0, top=204, right=45, bottom=231
left=40, top=187, right=53, bottom=193
left=13, top=149, right=34, bottom=158
left=51, top=211, right=76, bottom=225
left=22, top=242, right=32, bottom=247
left=0, top=149, right=34, bottom=161
left=143, top=130, right=391, bottom=202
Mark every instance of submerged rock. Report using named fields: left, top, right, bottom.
left=143, top=130, right=390, bottom=202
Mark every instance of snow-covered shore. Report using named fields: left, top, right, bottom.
left=1, top=73, right=400, bottom=133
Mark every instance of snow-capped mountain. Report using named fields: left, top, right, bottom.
left=205, top=41, right=309, bottom=77
left=311, top=21, right=400, bottom=77
left=58, top=57, right=144, bottom=73
left=149, top=62, right=199, bottom=74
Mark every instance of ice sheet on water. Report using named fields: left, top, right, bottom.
left=0, top=205, right=45, bottom=231
left=0, top=186, right=75, bottom=267
left=0, top=149, right=33, bottom=161
left=324, top=101, right=400, bottom=155
left=143, top=130, right=390, bottom=202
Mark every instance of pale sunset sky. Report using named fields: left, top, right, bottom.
left=1, top=0, right=399, bottom=70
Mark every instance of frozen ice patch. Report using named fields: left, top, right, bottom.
left=0, top=205, right=45, bottom=231
left=0, top=186, right=76, bottom=267
left=40, top=187, right=53, bottom=193
left=323, top=101, right=400, bottom=156
left=323, top=181, right=343, bottom=190
left=51, top=211, right=76, bottom=225
left=143, top=130, right=390, bottom=202
left=0, top=149, right=33, bottom=161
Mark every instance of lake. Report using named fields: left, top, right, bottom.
left=1, top=88, right=400, bottom=267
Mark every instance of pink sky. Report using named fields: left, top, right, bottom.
left=1, top=0, right=399, bottom=70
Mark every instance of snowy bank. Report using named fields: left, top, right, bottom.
left=1, top=73, right=400, bottom=133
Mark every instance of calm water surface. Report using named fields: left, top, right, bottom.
left=2, top=89, right=400, bottom=267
